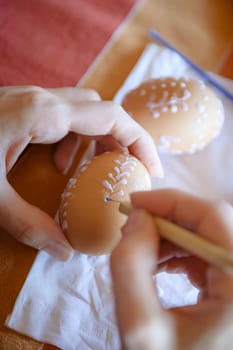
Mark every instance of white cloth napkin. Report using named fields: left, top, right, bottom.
left=5, top=43, right=233, bottom=350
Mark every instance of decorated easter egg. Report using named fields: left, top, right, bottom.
left=59, top=151, right=151, bottom=255
left=122, top=77, right=224, bottom=154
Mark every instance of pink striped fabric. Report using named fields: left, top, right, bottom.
left=0, top=0, right=136, bottom=86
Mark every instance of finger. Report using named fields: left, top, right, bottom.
left=111, top=209, right=173, bottom=350
left=0, top=86, right=101, bottom=103
left=0, top=179, right=73, bottom=260
left=131, top=189, right=233, bottom=301
left=131, top=189, right=233, bottom=249
left=53, top=132, right=82, bottom=174
left=5, top=88, right=162, bottom=177
left=206, top=267, right=233, bottom=300
left=95, top=135, right=125, bottom=155
left=68, top=101, right=163, bottom=177
left=47, top=87, right=101, bottom=102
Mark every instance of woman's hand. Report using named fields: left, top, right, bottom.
left=0, top=85, right=162, bottom=260
left=111, top=189, right=233, bottom=350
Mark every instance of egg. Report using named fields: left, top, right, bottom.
left=59, top=151, right=151, bottom=255
left=122, top=77, right=224, bottom=155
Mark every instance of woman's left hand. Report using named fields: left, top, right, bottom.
left=0, top=85, right=162, bottom=260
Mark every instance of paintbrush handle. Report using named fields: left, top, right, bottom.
left=119, top=202, right=233, bottom=274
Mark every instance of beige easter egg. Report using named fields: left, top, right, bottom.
left=122, top=77, right=224, bottom=155
left=59, top=151, right=151, bottom=255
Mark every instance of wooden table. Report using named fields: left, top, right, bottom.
left=0, top=0, right=233, bottom=349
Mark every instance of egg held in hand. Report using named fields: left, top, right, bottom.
left=122, top=77, right=224, bottom=155
left=59, top=151, right=151, bottom=255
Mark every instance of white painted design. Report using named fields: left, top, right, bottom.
left=62, top=220, right=68, bottom=231
left=79, top=166, right=88, bottom=172
left=182, top=102, right=189, bottom=111
left=114, top=166, right=120, bottom=175
left=152, top=111, right=160, bottom=119
left=67, top=178, right=77, bottom=190
left=119, top=171, right=130, bottom=177
left=145, top=81, right=192, bottom=117
left=120, top=179, right=128, bottom=185
left=146, top=102, right=158, bottom=109
left=78, top=160, right=92, bottom=174
left=183, top=89, right=191, bottom=99
left=169, top=96, right=178, bottom=105
left=161, top=106, right=168, bottom=112
left=102, top=180, right=113, bottom=191
left=158, top=135, right=182, bottom=152
left=108, top=173, right=115, bottom=180
left=196, top=102, right=206, bottom=114
left=102, top=154, right=138, bottom=202
left=180, top=82, right=186, bottom=88
left=198, top=80, right=206, bottom=90
left=171, top=105, right=178, bottom=113
left=139, top=89, right=146, bottom=96
left=114, top=159, right=121, bottom=165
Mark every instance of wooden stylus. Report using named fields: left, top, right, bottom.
left=119, top=201, right=233, bottom=275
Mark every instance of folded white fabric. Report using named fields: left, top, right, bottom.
left=6, top=43, right=233, bottom=350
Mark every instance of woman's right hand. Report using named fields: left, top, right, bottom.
left=111, top=189, right=233, bottom=350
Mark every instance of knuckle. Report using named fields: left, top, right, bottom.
left=2, top=86, right=54, bottom=108
left=22, top=87, right=53, bottom=107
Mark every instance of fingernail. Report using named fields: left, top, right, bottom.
left=122, top=209, right=146, bottom=235
left=43, top=241, right=74, bottom=261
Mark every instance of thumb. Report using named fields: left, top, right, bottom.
left=0, top=179, right=73, bottom=260
left=111, top=209, right=174, bottom=350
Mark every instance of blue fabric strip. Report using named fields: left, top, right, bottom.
left=149, top=29, right=233, bottom=103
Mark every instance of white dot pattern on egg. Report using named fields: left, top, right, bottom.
left=102, top=155, right=138, bottom=202
left=59, top=152, right=150, bottom=227
left=122, top=77, right=225, bottom=155
left=138, top=78, right=196, bottom=118
left=158, top=135, right=182, bottom=152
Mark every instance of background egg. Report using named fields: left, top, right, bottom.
left=122, top=77, right=224, bottom=155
